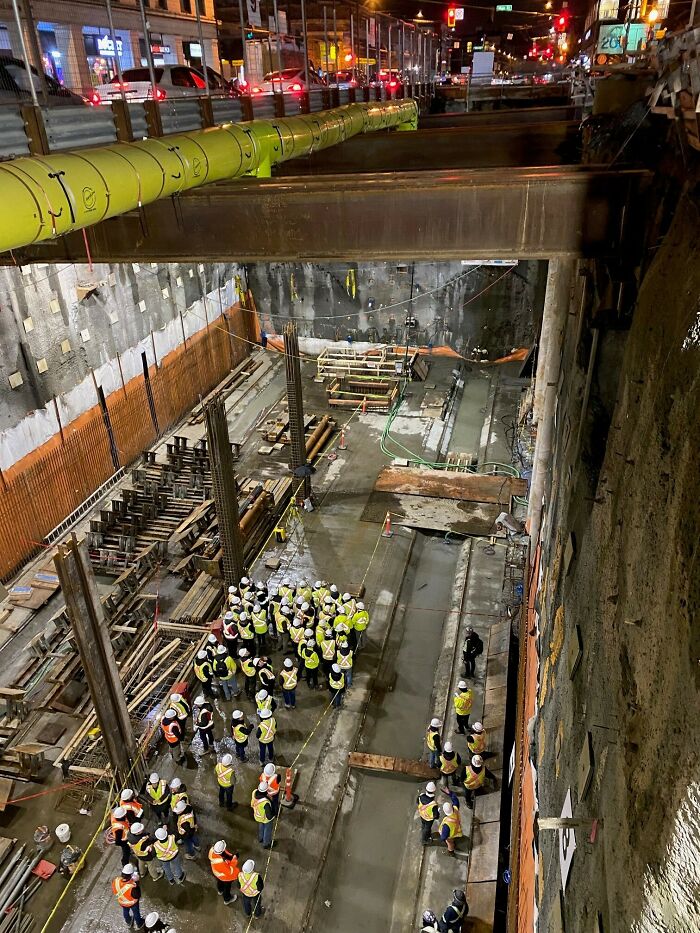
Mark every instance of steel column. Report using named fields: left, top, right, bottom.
left=283, top=322, right=312, bottom=500
left=204, top=398, right=246, bottom=585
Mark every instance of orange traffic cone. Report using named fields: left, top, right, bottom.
left=362, top=396, right=367, bottom=414
left=382, top=512, right=393, bottom=537
left=281, top=767, right=298, bottom=809
left=338, top=428, right=347, bottom=450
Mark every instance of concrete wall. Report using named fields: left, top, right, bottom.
left=247, top=260, right=545, bottom=359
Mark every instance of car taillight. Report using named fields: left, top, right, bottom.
left=288, top=82, right=303, bottom=92
left=90, top=91, right=100, bottom=105
left=155, top=87, right=167, bottom=100
left=388, top=80, right=398, bottom=89
left=252, top=86, right=263, bottom=94
left=239, top=80, right=249, bottom=91
left=350, top=78, right=357, bottom=86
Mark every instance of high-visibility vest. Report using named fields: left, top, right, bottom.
left=240, top=658, right=256, bottom=678
left=209, top=848, right=239, bottom=882
left=314, top=586, right=330, bottom=606
left=238, top=870, right=260, bottom=897
left=259, top=773, right=280, bottom=797
left=177, top=810, right=196, bottom=835
left=232, top=722, right=250, bottom=743
left=352, top=609, right=369, bottom=631
left=297, top=586, right=312, bottom=603
left=258, top=718, right=276, bottom=744
left=219, top=656, right=237, bottom=680
left=171, top=789, right=189, bottom=811
left=216, top=762, right=235, bottom=787
left=274, top=608, right=288, bottom=634
left=258, top=665, right=274, bottom=687
left=426, top=727, right=440, bottom=751
left=195, top=707, right=213, bottom=731
left=280, top=667, right=298, bottom=689
left=320, top=638, right=336, bottom=661
left=441, top=902, right=467, bottom=925
left=194, top=660, right=212, bottom=682
left=440, top=753, right=458, bottom=774
left=110, top=813, right=128, bottom=836
left=154, top=834, right=179, bottom=861
left=146, top=781, right=169, bottom=805
left=289, top=624, right=304, bottom=644
left=454, top=690, right=473, bottom=717
left=303, top=648, right=320, bottom=669
left=252, top=609, right=268, bottom=635
left=328, top=669, right=345, bottom=691
left=256, top=694, right=273, bottom=714
left=467, top=731, right=486, bottom=755
left=121, top=800, right=143, bottom=819
left=334, top=617, right=350, bottom=636
left=279, top=585, right=294, bottom=601
left=440, top=809, right=463, bottom=839
left=417, top=795, right=438, bottom=822
left=162, top=720, right=180, bottom=744
left=238, top=619, right=254, bottom=639
left=464, top=765, right=486, bottom=791
left=336, top=648, right=353, bottom=670
left=251, top=793, right=272, bottom=823
left=112, top=877, right=137, bottom=907
left=129, top=833, right=153, bottom=859
left=171, top=698, right=190, bottom=719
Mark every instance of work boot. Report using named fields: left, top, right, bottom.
left=176, top=873, right=186, bottom=884
left=224, top=895, right=237, bottom=905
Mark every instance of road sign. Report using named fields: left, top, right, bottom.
left=496, top=3, right=513, bottom=9
left=454, top=7, right=465, bottom=18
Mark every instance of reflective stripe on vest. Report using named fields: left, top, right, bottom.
left=220, top=656, right=237, bottom=680
left=259, top=773, right=280, bottom=796
left=440, top=753, right=458, bottom=774
left=239, top=870, right=260, bottom=897
left=417, top=798, right=438, bottom=822
left=274, top=609, right=288, bottom=633
left=252, top=611, right=267, bottom=634
left=162, top=721, right=179, bottom=744
left=171, top=790, right=188, bottom=810
left=440, top=810, right=462, bottom=838
left=426, top=728, right=439, bottom=751
left=329, top=672, right=345, bottom=691
left=337, top=649, right=353, bottom=670
left=258, top=718, right=276, bottom=743
left=467, top=732, right=486, bottom=755
left=241, top=659, right=256, bottom=677
left=177, top=811, right=196, bottom=835
left=252, top=795, right=271, bottom=823
left=147, top=781, right=168, bottom=804
left=303, top=649, right=319, bottom=669
left=194, top=661, right=211, bottom=682
left=233, top=723, right=249, bottom=743
left=289, top=625, right=304, bottom=643
left=112, top=877, right=137, bottom=907
left=280, top=668, right=298, bottom=689
left=130, top=835, right=152, bottom=859
left=111, top=815, right=128, bottom=835
left=256, top=695, right=272, bottom=714
left=321, top=638, right=336, bottom=660
left=442, top=903, right=466, bottom=924
left=154, top=836, right=178, bottom=861
left=352, top=610, right=369, bottom=630
left=209, top=849, right=238, bottom=881
left=238, top=621, right=254, bottom=639
left=464, top=766, right=485, bottom=791
left=171, top=699, right=189, bottom=718
left=216, top=763, right=234, bottom=787
left=454, top=690, right=473, bottom=716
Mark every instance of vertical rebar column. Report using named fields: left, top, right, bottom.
left=205, top=398, right=246, bottom=586
left=54, top=536, right=137, bottom=784
left=283, top=322, right=311, bottom=500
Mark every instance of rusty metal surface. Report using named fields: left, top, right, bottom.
left=11, top=166, right=650, bottom=264
left=418, top=105, right=578, bottom=128
left=374, top=466, right=528, bottom=503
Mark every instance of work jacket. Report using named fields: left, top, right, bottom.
left=426, top=726, right=441, bottom=752
left=112, top=877, right=139, bottom=907
left=209, top=847, right=239, bottom=882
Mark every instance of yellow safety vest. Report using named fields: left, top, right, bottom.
left=233, top=722, right=249, bottom=743
left=417, top=797, right=438, bottom=822
left=320, top=638, right=336, bottom=660
left=464, top=766, right=486, bottom=791
left=336, top=648, right=353, bottom=670
left=216, top=762, right=234, bottom=787
left=468, top=732, right=486, bottom=755
left=274, top=608, right=288, bottom=633
left=171, top=699, right=189, bottom=719
left=238, top=619, right=254, bottom=639
left=177, top=810, right=196, bottom=835
left=219, top=656, right=237, bottom=680
left=258, top=718, right=276, bottom=743
left=256, top=694, right=273, bottom=714
left=440, top=809, right=463, bottom=838
left=440, top=753, right=458, bottom=774
left=352, top=610, right=369, bottom=631
left=130, top=834, right=152, bottom=859
left=297, top=587, right=312, bottom=603
left=303, top=648, right=320, bottom=669
left=289, top=624, right=304, bottom=644
left=279, top=585, right=294, bottom=600
left=194, top=660, right=211, bottom=682
left=454, top=690, right=473, bottom=716
left=171, top=789, right=189, bottom=810
left=146, top=781, right=168, bottom=804
left=252, top=609, right=268, bottom=635
left=251, top=793, right=271, bottom=823
left=329, top=670, right=345, bottom=691
left=240, top=658, right=256, bottom=677
left=426, top=727, right=440, bottom=751
left=334, top=617, right=350, bottom=635
left=239, top=870, right=260, bottom=897
left=154, top=835, right=179, bottom=861
left=280, top=668, right=298, bottom=689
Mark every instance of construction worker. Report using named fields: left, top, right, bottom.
left=237, top=611, right=255, bottom=647
left=161, top=709, right=185, bottom=763
left=208, top=840, right=239, bottom=905
left=296, top=579, right=312, bottom=604
left=261, top=762, right=281, bottom=815
left=463, top=754, right=487, bottom=808
left=112, top=864, right=144, bottom=929
left=439, top=889, right=468, bottom=931
left=453, top=680, right=473, bottom=734
left=420, top=909, right=439, bottom=932
left=256, top=709, right=276, bottom=764
left=145, top=773, right=170, bottom=823
left=128, top=823, right=163, bottom=881
left=352, top=601, right=369, bottom=651
left=227, top=584, right=239, bottom=606
left=257, top=657, right=276, bottom=695
left=467, top=721, right=486, bottom=757
left=205, top=633, right=219, bottom=663
left=153, top=827, right=185, bottom=885
left=174, top=799, right=200, bottom=859
left=255, top=689, right=276, bottom=717
left=462, top=627, right=484, bottom=678
left=439, top=741, right=462, bottom=790
left=288, top=615, right=305, bottom=656
left=193, top=695, right=215, bottom=753
left=302, top=639, right=321, bottom=689
left=215, top=753, right=236, bottom=810
left=319, top=627, right=337, bottom=680
left=231, top=710, right=252, bottom=762
left=336, top=635, right=354, bottom=687
left=416, top=781, right=440, bottom=845
left=328, top=663, right=345, bottom=708
left=144, top=911, right=173, bottom=932
left=300, top=601, right=315, bottom=628
left=279, top=577, right=294, bottom=601
left=251, top=781, right=274, bottom=849
left=312, top=580, right=330, bottom=607
left=279, top=657, right=298, bottom=709
left=252, top=602, right=268, bottom=653
left=273, top=602, right=289, bottom=650
left=438, top=793, right=462, bottom=855
left=239, top=576, right=253, bottom=599
left=214, top=644, right=240, bottom=700
left=111, top=806, right=132, bottom=867
left=333, top=610, right=350, bottom=642
left=193, top=650, right=214, bottom=698
left=426, top=718, right=442, bottom=769
left=169, top=777, right=189, bottom=812
left=170, top=693, right=191, bottom=737
left=319, top=596, right=336, bottom=626
left=223, top=611, right=239, bottom=657
left=238, top=649, right=257, bottom=700
left=238, top=858, right=264, bottom=917
left=120, top=788, right=144, bottom=823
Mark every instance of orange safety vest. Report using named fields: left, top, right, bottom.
left=440, top=808, right=463, bottom=839
left=110, top=814, right=128, bottom=836
left=440, top=753, right=459, bottom=774
left=209, top=847, right=239, bottom=882
left=162, top=720, right=179, bottom=744
left=121, top=800, right=143, bottom=819
left=467, top=731, right=486, bottom=755
left=464, top=765, right=486, bottom=791
left=112, top=877, right=137, bottom=907
left=259, top=773, right=280, bottom=797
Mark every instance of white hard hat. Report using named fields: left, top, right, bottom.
left=155, top=827, right=168, bottom=841
left=169, top=778, right=182, bottom=790
left=131, top=822, right=144, bottom=835
left=231, top=597, right=241, bottom=606
left=282, top=606, right=291, bottom=615
left=314, top=580, right=322, bottom=588
left=357, top=601, right=364, bottom=610
left=258, top=781, right=268, bottom=793
left=299, top=579, right=307, bottom=587
left=284, top=658, right=293, bottom=668
left=269, top=587, right=278, bottom=596
left=122, top=863, right=136, bottom=875
left=120, top=788, right=134, bottom=801
left=458, top=680, right=468, bottom=690
left=241, top=577, right=250, bottom=585
left=473, top=722, right=484, bottom=733
left=425, top=782, right=436, bottom=795
left=255, top=580, right=264, bottom=590
left=330, top=584, right=338, bottom=592
left=442, top=803, right=453, bottom=816
left=194, top=696, right=206, bottom=706
left=263, top=763, right=276, bottom=776
left=222, top=754, right=233, bottom=766
left=430, top=718, right=441, bottom=728
left=324, top=596, right=333, bottom=604
left=208, top=634, right=217, bottom=644
left=444, top=741, right=453, bottom=753
left=306, top=639, right=314, bottom=648
left=301, top=602, right=310, bottom=612
left=238, top=648, right=249, bottom=658
left=295, top=596, right=304, bottom=606
left=224, top=611, right=234, bottom=622
left=282, top=577, right=290, bottom=585
left=239, top=612, right=248, bottom=621
left=170, top=693, right=182, bottom=703
left=257, top=689, right=268, bottom=699
left=228, top=586, right=236, bottom=594
left=260, top=709, right=272, bottom=719
left=145, top=912, right=161, bottom=929
left=217, top=644, right=227, bottom=654
left=242, top=859, right=255, bottom=873
left=114, top=806, right=127, bottom=818
left=149, top=773, right=159, bottom=784
left=343, top=593, right=351, bottom=601
left=213, top=840, right=226, bottom=854
left=332, top=663, right=341, bottom=673
left=232, top=709, right=243, bottom=720
left=164, top=708, right=176, bottom=719
left=253, top=602, right=261, bottom=612
left=197, top=651, right=207, bottom=661
left=173, top=800, right=186, bottom=814
left=304, top=628, right=314, bottom=638
left=472, top=755, right=484, bottom=768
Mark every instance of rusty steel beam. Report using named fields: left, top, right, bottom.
left=9, top=167, right=649, bottom=264
left=418, top=105, right=578, bottom=128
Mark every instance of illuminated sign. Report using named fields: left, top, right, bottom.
left=96, top=34, right=123, bottom=57
left=496, top=4, right=513, bottom=10
left=597, top=0, right=619, bottom=20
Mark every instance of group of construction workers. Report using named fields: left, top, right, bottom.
left=112, top=576, right=369, bottom=928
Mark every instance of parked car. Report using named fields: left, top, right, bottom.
left=325, top=68, right=367, bottom=90
left=375, top=68, right=403, bottom=91
left=90, top=64, right=234, bottom=105
left=0, top=54, right=86, bottom=105
left=250, top=67, right=326, bottom=96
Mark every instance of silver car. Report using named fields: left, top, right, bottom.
left=90, top=64, right=220, bottom=105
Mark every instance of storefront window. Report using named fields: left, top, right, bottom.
left=83, top=28, right=133, bottom=86
left=183, top=40, right=203, bottom=67
left=37, top=28, right=64, bottom=84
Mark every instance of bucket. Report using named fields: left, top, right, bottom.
left=55, top=823, right=71, bottom=844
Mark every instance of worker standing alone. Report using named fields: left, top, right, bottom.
left=208, top=840, right=239, bottom=905
left=238, top=858, right=264, bottom=918
left=251, top=781, right=274, bottom=849
left=193, top=695, right=215, bottom=754
left=453, top=680, right=473, bottom=734
left=112, top=864, right=144, bottom=930
left=215, top=753, right=236, bottom=810
left=425, top=718, right=442, bottom=769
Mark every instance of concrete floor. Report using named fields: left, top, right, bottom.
left=0, top=353, right=524, bottom=933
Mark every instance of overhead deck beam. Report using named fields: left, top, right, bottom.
left=11, top=166, right=649, bottom=264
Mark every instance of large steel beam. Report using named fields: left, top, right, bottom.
left=204, top=398, right=246, bottom=586
left=283, top=322, right=312, bottom=501
left=9, top=167, right=649, bottom=265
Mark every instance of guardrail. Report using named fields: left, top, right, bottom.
left=0, top=83, right=433, bottom=161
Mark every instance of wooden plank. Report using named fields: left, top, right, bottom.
left=348, top=752, right=435, bottom=779
left=0, top=780, right=14, bottom=812
left=374, top=466, right=527, bottom=504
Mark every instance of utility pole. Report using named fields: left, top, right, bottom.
left=204, top=397, right=246, bottom=586
left=54, top=536, right=137, bottom=784
left=283, top=321, right=312, bottom=501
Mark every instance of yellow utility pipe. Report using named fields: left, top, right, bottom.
left=0, top=100, right=418, bottom=255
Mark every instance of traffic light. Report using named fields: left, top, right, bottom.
left=555, top=12, right=568, bottom=32
left=447, top=6, right=456, bottom=28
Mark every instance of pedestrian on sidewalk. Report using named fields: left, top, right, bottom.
left=231, top=709, right=252, bottom=761
left=208, top=840, right=239, bottom=905
left=416, top=781, right=440, bottom=845
left=193, top=696, right=215, bottom=754
left=238, top=859, right=265, bottom=917
left=111, top=864, right=145, bottom=929
left=462, top=627, right=483, bottom=678
left=153, top=827, right=186, bottom=885
left=251, top=781, right=274, bottom=849
left=438, top=792, right=463, bottom=856
left=425, top=718, right=442, bottom=769
left=453, top=681, right=473, bottom=734
left=174, top=799, right=200, bottom=860
left=439, top=889, right=468, bottom=931
left=215, top=753, right=236, bottom=811
left=439, top=742, right=462, bottom=790
left=128, top=823, right=163, bottom=881
left=279, top=658, right=298, bottom=708
left=256, top=709, right=276, bottom=764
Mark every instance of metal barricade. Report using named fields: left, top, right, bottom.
left=0, top=110, right=30, bottom=160
left=42, top=105, right=117, bottom=151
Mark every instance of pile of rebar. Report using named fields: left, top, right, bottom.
left=0, top=843, right=44, bottom=933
